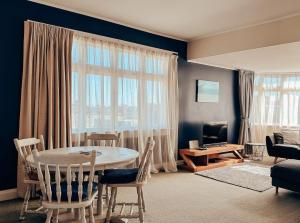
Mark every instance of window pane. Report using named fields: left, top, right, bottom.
left=86, top=45, right=111, bottom=67
left=72, top=72, right=79, bottom=129
left=118, top=51, right=139, bottom=72
left=146, top=80, right=166, bottom=128
left=146, top=57, right=164, bottom=75
left=72, top=43, right=79, bottom=63
left=85, top=74, right=112, bottom=131
left=117, top=78, right=138, bottom=130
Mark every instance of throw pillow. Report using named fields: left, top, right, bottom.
left=281, top=129, right=300, bottom=145
left=273, top=132, right=284, bottom=144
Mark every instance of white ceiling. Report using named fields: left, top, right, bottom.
left=191, top=41, right=300, bottom=73
left=31, top=0, right=300, bottom=41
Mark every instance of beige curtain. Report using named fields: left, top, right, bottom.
left=238, top=69, right=254, bottom=145
left=18, top=21, right=73, bottom=196
left=71, top=34, right=178, bottom=172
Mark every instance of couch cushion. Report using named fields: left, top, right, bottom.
left=51, top=181, right=97, bottom=201
left=271, top=160, right=300, bottom=183
left=273, top=144, right=300, bottom=159
left=100, top=168, right=139, bottom=184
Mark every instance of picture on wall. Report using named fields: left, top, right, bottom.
left=196, top=80, right=219, bottom=103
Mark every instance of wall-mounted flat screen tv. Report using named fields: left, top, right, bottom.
left=196, top=80, right=219, bottom=103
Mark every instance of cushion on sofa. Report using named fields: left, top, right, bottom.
left=271, top=159, right=300, bottom=183
left=273, top=144, right=300, bottom=159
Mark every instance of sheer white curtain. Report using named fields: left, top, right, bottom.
left=250, top=73, right=300, bottom=142
left=71, top=33, right=178, bottom=172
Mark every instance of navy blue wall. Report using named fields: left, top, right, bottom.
left=178, top=59, right=240, bottom=149
left=0, top=0, right=187, bottom=190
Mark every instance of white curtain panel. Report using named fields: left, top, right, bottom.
left=71, top=33, right=178, bottom=172
left=250, top=73, right=300, bottom=142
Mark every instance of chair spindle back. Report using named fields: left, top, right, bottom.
left=33, top=149, right=96, bottom=203
left=136, top=138, right=155, bottom=183
left=14, top=136, right=45, bottom=179
left=84, top=132, right=121, bottom=147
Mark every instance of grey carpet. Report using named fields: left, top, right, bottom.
left=195, top=162, right=272, bottom=192
left=1, top=171, right=300, bottom=223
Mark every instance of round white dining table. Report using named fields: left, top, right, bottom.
left=26, top=146, right=139, bottom=222
left=26, top=146, right=139, bottom=171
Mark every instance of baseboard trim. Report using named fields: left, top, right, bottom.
left=0, top=188, right=18, bottom=201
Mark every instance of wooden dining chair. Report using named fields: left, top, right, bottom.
left=84, top=132, right=121, bottom=211
left=32, top=149, right=98, bottom=223
left=84, top=132, right=121, bottom=147
left=100, top=138, right=155, bottom=223
left=14, top=135, right=46, bottom=220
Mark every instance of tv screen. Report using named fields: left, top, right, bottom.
left=202, top=121, right=228, bottom=146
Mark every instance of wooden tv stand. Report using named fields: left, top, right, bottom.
left=179, top=144, right=244, bottom=172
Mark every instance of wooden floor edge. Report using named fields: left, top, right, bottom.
left=0, top=188, right=18, bottom=201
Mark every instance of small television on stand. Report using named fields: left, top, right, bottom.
left=201, top=121, right=228, bottom=149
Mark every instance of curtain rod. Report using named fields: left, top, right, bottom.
left=26, top=20, right=178, bottom=56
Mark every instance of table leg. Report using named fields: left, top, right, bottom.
left=180, top=153, right=197, bottom=172
left=232, top=150, right=243, bottom=160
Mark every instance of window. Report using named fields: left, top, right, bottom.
left=251, top=73, right=300, bottom=127
left=71, top=36, right=173, bottom=133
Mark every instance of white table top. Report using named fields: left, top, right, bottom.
left=26, top=146, right=139, bottom=171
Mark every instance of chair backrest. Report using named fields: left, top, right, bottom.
left=84, top=132, right=121, bottom=147
left=33, top=149, right=96, bottom=203
left=266, top=136, right=275, bottom=156
left=14, top=136, right=45, bottom=179
left=136, top=138, right=155, bottom=183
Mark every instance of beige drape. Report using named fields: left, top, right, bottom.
left=18, top=21, right=73, bottom=196
left=71, top=34, right=178, bottom=172
left=238, top=69, right=254, bottom=145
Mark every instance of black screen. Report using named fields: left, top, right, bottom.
left=202, top=122, right=228, bottom=146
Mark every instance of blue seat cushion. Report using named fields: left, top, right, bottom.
left=51, top=181, right=97, bottom=201
left=100, top=168, right=139, bottom=184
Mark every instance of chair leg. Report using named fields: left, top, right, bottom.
left=45, top=209, right=53, bottom=223
left=89, top=205, right=95, bottom=223
left=274, top=157, right=278, bottom=164
left=106, top=187, right=117, bottom=223
left=80, top=207, right=86, bottom=223
left=137, top=187, right=144, bottom=223
left=19, top=184, right=31, bottom=220
left=74, top=208, right=81, bottom=220
left=141, top=188, right=146, bottom=212
left=53, top=209, right=59, bottom=223
left=275, top=186, right=279, bottom=195
left=105, top=185, right=109, bottom=205
left=112, top=188, right=117, bottom=212
left=97, top=183, right=104, bottom=215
